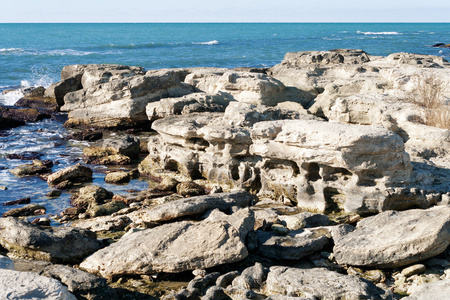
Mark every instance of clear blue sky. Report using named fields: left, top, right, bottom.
left=2, top=0, right=449, bottom=23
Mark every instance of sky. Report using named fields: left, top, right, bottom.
left=1, top=0, right=449, bottom=23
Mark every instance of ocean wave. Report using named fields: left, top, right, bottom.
left=0, top=48, right=24, bottom=54
left=193, top=40, right=219, bottom=45
left=357, top=31, right=402, bottom=35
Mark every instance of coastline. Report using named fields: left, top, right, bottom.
left=0, top=48, right=449, bottom=298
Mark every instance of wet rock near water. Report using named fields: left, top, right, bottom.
left=9, top=160, right=52, bottom=176
left=66, top=129, right=103, bottom=141
left=2, top=204, right=46, bottom=217
left=47, top=163, right=93, bottom=186
left=14, top=86, right=60, bottom=112
left=0, top=217, right=101, bottom=264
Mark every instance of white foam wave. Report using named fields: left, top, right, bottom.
left=46, top=49, right=93, bottom=56
left=357, top=31, right=402, bottom=35
left=0, top=90, right=23, bottom=106
left=0, top=48, right=24, bottom=54
left=193, top=40, right=219, bottom=45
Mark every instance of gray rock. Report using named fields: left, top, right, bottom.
left=216, top=271, right=240, bottom=288
left=102, top=134, right=140, bottom=159
left=403, top=279, right=450, bottom=300
left=231, top=262, right=267, bottom=290
left=47, top=163, right=93, bottom=186
left=202, top=286, right=232, bottom=300
left=43, top=264, right=115, bottom=299
left=0, top=269, right=76, bottom=299
left=2, top=204, right=46, bottom=217
left=0, top=218, right=100, bottom=264
left=256, top=228, right=329, bottom=260
left=187, top=272, right=221, bottom=294
left=127, top=191, right=254, bottom=224
left=205, top=207, right=255, bottom=243
left=80, top=219, right=248, bottom=277
left=71, top=185, right=113, bottom=209
left=334, top=206, right=450, bottom=268
left=266, top=266, right=390, bottom=300
left=70, top=215, right=131, bottom=232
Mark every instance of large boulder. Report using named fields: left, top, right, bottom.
left=250, top=119, right=412, bottom=213
left=0, top=269, right=76, bottom=300
left=266, top=266, right=390, bottom=299
left=0, top=218, right=101, bottom=264
left=403, top=279, right=450, bottom=300
left=62, top=69, right=194, bottom=129
left=80, top=219, right=248, bottom=277
left=334, top=206, right=450, bottom=268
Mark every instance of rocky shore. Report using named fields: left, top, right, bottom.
left=1, top=49, right=450, bottom=299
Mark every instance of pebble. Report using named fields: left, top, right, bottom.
left=402, top=264, right=427, bottom=277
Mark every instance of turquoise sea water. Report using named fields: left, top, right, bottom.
left=1, top=23, right=450, bottom=95
left=0, top=23, right=449, bottom=216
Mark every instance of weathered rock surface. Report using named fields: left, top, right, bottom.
left=104, top=171, right=131, bottom=183
left=232, top=262, right=267, bottom=290
left=403, top=279, right=450, bottom=300
left=184, top=70, right=288, bottom=106
left=9, top=159, right=52, bottom=176
left=15, top=86, right=60, bottom=112
left=334, top=206, right=450, bottom=268
left=127, top=191, right=254, bottom=224
left=0, top=269, right=76, bottom=300
left=47, top=163, right=93, bottom=186
left=146, top=92, right=231, bottom=121
left=102, top=134, right=140, bottom=159
left=71, top=185, right=113, bottom=209
left=61, top=69, right=194, bottom=129
left=255, top=228, right=329, bottom=260
left=266, top=266, right=390, bottom=299
left=2, top=204, right=46, bottom=217
left=70, top=215, right=131, bottom=232
left=0, top=217, right=101, bottom=264
left=80, top=219, right=248, bottom=277
left=0, top=105, right=51, bottom=123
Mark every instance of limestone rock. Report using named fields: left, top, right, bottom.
left=104, top=171, right=131, bottom=184
left=255, top=228, right=329, bottom=260
left=231, top=262, right=267, bottom=290
left=204, top=207, right=255, bottom=243
left=47, top=164, right=93, bottom=186
left=71, top=185, right=113, bottom=209
left=15, top=86, right=59, bottom=112
left=266, top=266, right=390, bottom=300
left=80, top=219, right=248, bottom=277
left=403, top=279, right=450, bottom=300
left=127, top=191, right=254, bottom=224
left=184, top=70, right=287, bottom=106
left=102, top=134, right=140, bottom=159
left=70, top=215, right=131, bottom=232
left=251, top=119, right=412, bottom=213
left=9, top=159, right=51, bottom=176
left=0, top=269, right=76, bottom=300
left=62, top=69, right=194, bottom=129
left=146, top=92, right=231, bottom=121
left=334, top=206, right=450, bottom=268
left=0, top=218, right=100, bottom=264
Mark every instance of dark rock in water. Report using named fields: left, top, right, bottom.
left=86, top=200, right=127, bottom=217
left=31, top=217, right=51, bottom=226
left=14, top=86, right=59, bottom=112
left=2, top=204, right=46, bottom=217
left=0, top=106, right=51, bottom=123
left=53, top=180, right=73, bottom=190
left=67, top=129, right=103, bottom=141
left=46, top=190, right=62, bottom=198
left=2, top=197, right=31, bottom=206
left=0, top=116, right=25, bottom=129
left=0, top=217, right=101, bottom=264
left=431, top=43, right=450, bottom=48
left=6, top=152, right=41, bottom=160
left=83, top=147, right=132, bottom=165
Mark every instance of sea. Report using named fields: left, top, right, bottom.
left=1, top=23, right=449, bottom=218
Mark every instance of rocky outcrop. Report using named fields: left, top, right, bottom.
left=61, top=69, right=194, bottom=129
left=334, top=206, right=450, bottom=268
left=0, top=218, right=101, bottom=264
left=47, top=164, right=93, bottom=186
left=80, top=219, right=248, bottom=277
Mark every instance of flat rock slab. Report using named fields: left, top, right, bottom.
left=0, top=217, right=101, bottom=264
left=128, top=191, right=254, bottom=224
left=0, top=269, right=76, bottom=300
left=80, top=220, right=248, bottom=277
left=266, top=266, right=390, bottom=300
left=256, top=228, right=329, bottom=260
left=334, top=206, right=450, bottom=268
